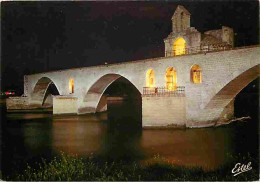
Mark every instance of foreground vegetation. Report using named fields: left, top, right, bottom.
left=2, top=153, right=259, bottom=181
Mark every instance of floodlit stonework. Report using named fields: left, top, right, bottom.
left=164, top=5, right=234, bottom=57
left=7, top=46, right=258, bottom=128
left=7, top=5, right=260, bottom=128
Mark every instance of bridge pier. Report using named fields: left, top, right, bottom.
left=53, top=96, right=78, bottom=115
left=142, top=88, right=187, bottom=127
left=187, top=98, right=235, bottom=128
left=6, top=96, right=30, bottom=110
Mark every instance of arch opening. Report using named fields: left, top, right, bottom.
left=42, top=82, right=59, bottom=107
left=146, top=69, right=155, bottom=87
left=104, top=77, right=142, bottom=128
left=165, top=67, right=177, bottom=90
left=173, top=37, right=186, bottom=56
left=203, top=65, right=259, bottom=124
left=190, top=65, right=202, bottom=83
left=31, top=77, right=60, bottom=107
left=234, top=77, right=259, bottom=120
left=232, top=77, right=259, bottom=158
left=81, top=74, right=141, bottom=114
left=104, top=77, right=141, bottom=100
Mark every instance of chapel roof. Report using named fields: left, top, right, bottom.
left=174, top=5, right=191, bottom=16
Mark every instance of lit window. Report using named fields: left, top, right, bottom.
left=173, top=37, right=186, bottom=56
left=69, top=78, right=74, bottom=93
left=146, top=69, right=155, bottom=87
left=166, top=67, right=177, bottom=90
left=190, top=65, right=202, bottom=83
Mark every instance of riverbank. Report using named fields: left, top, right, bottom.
left=2, top=153, right=258, bottom=181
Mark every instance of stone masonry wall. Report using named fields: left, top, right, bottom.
left=142, top=95, right=186, bottom=127
left=172, top=12, right=190, bottom=33
left=24, top=46, right=260, bottom=127
left=6, top=97, right=30, bottom=110
left=222, top=26, right=234, bottom=46
left=204, top=26, right=234, bottom=46
left=164, top=28, right=201, bottom=57
left=53, top=96, right=78, bottom=114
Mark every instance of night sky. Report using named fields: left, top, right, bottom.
left=1, top=0, right=259, bottom=93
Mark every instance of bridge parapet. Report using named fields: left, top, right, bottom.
left=143, top=86, right=185, bottom=97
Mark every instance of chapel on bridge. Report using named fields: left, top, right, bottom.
left=164, top=5, right=234, bottom=57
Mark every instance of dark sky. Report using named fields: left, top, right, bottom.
left=1, top=0, right=259, bottom=93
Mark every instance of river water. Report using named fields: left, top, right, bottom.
left=0, top=97, right=259, bottom=176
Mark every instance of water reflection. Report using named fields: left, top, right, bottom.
left=1, top=99, right=257, bottom=176
left=6, top=113, right=52, bottom=120
left=100, top=100, right=143, bottom=160
left=51, top=100, right=144, bottom=160
left=141, top=127, right=235, bottom=170
left=52, top=115, right=105, bottom=155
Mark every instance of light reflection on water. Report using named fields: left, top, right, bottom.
left=6, top=113, right=53, bottom=120
left=1, top=100, right=257, bottom=175
left=52, top=115, right=105, bottom=155
left=141, top=128, right=234, bottom=170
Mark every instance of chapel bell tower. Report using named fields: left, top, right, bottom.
left=172, top=5, right=191, bottom=33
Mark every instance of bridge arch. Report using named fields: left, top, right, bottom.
left=80, top=74, right=141, bottom=114
left=29, top=77, right=60, bottom=107
left=202, top=64, right=260, bottom=124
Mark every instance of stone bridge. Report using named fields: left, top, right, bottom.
left=8, top=46, right=260, bottom=128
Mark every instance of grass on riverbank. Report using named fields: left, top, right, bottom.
left=2, top=153, right=259, bottom=181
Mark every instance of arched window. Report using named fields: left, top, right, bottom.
left=190, top=65, right=202, bottom=83
left=146, top=69, right=155, bottom=87
left=69, top=78, right=74, bottom=93
left=166, top=67, right=177, bottom=90
left=173, top=37, right=186, bottom=56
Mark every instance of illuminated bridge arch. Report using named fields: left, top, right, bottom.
left=29, top=77, right=60, bottom=107
left=80, top=74, right=140, bottom=114
left=196, top=64, right=260, bottom=126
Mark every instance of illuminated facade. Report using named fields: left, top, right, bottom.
left=14, top=4, right=259, bottom=128
left=164, top=5, right=234, bottom=57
